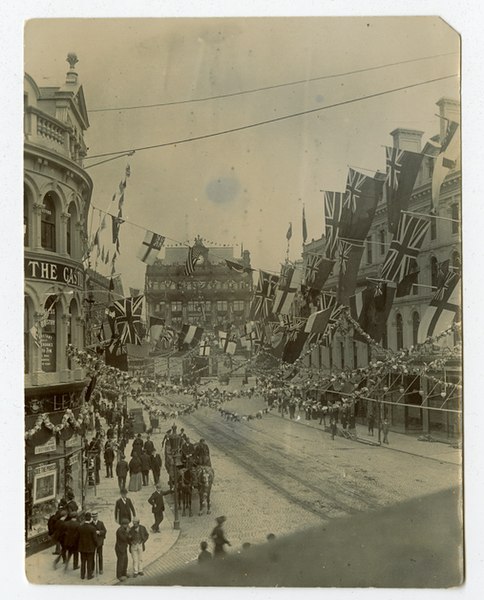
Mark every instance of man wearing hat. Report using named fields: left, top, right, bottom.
left=92, top=511, right=107, bottom=575
left=115, top=518, right=131, bottom=581
left=114, top=488, right=136, bottom=524
left=147, top=483, right=172, bottom=533
left=78, top=512, right=98, bottom=580
left=210, top=516, right=231, bottom=557
left=129, top=518, right=149, bottom=577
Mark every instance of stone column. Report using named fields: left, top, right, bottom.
left=59, top=212, right=70, bottom=257
left=59, top=314, right=71, bottom=382
left=32, top=202, right=44, bottom=251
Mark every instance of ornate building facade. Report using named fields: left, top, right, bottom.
left=304, top=98, right=461, bottom=438
left=24, top=55, right=92, bottom=553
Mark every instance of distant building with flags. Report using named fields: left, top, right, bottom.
left=23, top=58, right=94, bottom=555
left=306, top=98, right=461, bottom=440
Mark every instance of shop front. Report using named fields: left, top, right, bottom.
left=25, top=381, right=87, bottom=555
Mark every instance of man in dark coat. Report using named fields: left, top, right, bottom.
left=116, top=455, right=129, bottom=490
left=150, top=452, right=162, bottom=485
left=132, top=433, right=143, bottom=456
left=114, top=488, right=136, bottom=524
left=140, top=449, right=151, bottom=486
left=143, top=435, right=155, bottom=457
left=104, top=442, right=115, bottom=478
left=66, top=491, right=78, bottom=520
left=115, top=518, right=131, bottom=581
left=91, top=510, right=107, bottom=575
left=128, top=518, right=149, bottom=577
left=148, top=484, right=171, bottom=533
left=63, top=512, right=80, bottom=571
left=78, top=512, right=98, bottom=580
left=52, top=509, right=68, bottom=568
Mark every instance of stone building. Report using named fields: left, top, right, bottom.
left=24, top=55, right=92, bottom=553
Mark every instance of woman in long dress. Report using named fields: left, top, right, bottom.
left=128, top=453, right=143, bottom=492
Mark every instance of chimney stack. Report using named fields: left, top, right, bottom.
left=436, top=98, right=460, bottom=142
left=390, top=128, right=424, bottom=153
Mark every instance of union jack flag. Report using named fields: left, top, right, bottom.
left=338, top=239, right=353, bottom=275
left=284, top=316, right=307, bottom=342
left=344, top=169, right=367, bottom=213
left=324, top=191, right=343, bottom=259
left=112, top=295, right=144, bottom=345
left=249, top=270, right=279, bottom=320
left=385, top=147, right=404, bottom=191
left=380, top=213, right=430, bottom=283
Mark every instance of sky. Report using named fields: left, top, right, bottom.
left=24, top=17, right=460, bottom=292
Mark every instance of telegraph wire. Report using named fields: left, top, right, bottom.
left=84, top=73, right=458, bottom=166
left=87, top=51, right=458, bottom=113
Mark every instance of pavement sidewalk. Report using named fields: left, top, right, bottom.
left=25, top=427, right=180, bottom=585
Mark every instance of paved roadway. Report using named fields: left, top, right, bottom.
left=129, top=391, right=461, bottom=583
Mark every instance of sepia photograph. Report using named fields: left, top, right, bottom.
left=20, top=13, right=467, bottom=590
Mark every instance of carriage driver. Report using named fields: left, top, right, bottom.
left=195, top=438, right=211, bottom=467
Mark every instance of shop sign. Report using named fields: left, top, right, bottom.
left=26, top=387, right=83, bottom=416
left=24, top=257, right=84, bottom=289
left=33, top=464, right=57, bottom=505
left=34, top=438, right=56, bottom=455
left=65, top=434, right=81, bottom=449
left=41, top=331, right=56, bottom=372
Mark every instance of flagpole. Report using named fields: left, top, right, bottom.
left=401, top=209, right=460, bottom=223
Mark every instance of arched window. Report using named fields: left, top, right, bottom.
left=42, top=296, right=57, bottom=373
left=24, top=186, right=31, bottom=247
left=41, top=193, right=56, bottom=251
left=396, top=313, right=404, bottom=350
left=452, top=251, right=461, bottom=270
left=67, top=202, right=78, bottom=258
left=430, top=256, right=439, bottom=289
left=412, top=312, right=420, bottom=346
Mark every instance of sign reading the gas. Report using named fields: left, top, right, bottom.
left=24, top=257, right=84, bottom=289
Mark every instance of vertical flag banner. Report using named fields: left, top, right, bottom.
left=249, top=270, right=280, bottom=321
left=302, top=206, right=308, bottom=244
left=286, top=222, right=293, bottom=241
left=184, top=244, right=203, bottom=277
left=351, top=282, right=397, bottom=343
left=337, top=240, right=365, bottom=306
left=380, top=213, right=430, bottom=283
left=384, top=146, right=424, bottom=233
left=112, top=295, right=144, bottom=345
left=303, top=252, right=335, bottom=291
left=137, top=231, right=166, bottom=265
left=273, top=264, right=302, bottom=315
left=418, top=271, right=460, bottom=344
left=340, top=169, right=383, bottom=241
left=324, top=191, right=344, bottom=259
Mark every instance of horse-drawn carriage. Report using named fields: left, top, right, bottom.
left=164, top=438, right=214, bottom=517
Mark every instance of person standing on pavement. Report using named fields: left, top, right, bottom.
left=62, top=511, right=80, bottom=571
left=367, top=410, right=375, bottom=436
left=129, top=518, right=149, bottom=577
left=66, top=490, right=78, bottom=519
left=382, top=417, right=390, bottom=444
left=150, top=451, right=162, bottom=484
left=78, top=512, right=98, bottom=580
left=116, top=455, right=129, bottom=490
left=91, top=511, right=107, bottom=575
left=143, top=434, right=154, bottom=457
left=128, top=452, right=143, bottom=492
left=115, top=518, right=131, bottom=582
left=210, top=516, right=231, bottom=558
left=330, top=415, right=337, bottom=440
left=104, top=442, right=115, bottom=478
left=131, top=433, right=143, bottom=457
left=52, top=509, right=68, bottom=569
left=114, top=488, right=136, bottom=524
left=140, top=449, right=151, bottom=486
left=148, top=483, right=171, bottom=532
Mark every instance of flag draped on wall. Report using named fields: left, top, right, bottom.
left=249, top=270, right=279, bottom=321
left=324, top=191, right=344, bottom=259
left=418, top=270, right=460, bottom=344
left=380, top=213, right=430, bottom=283
left=431, top=120, right=460, bottom=211
left=184, top=244, right=203, bottom=277
left=383, top=146, right=424, bottom=233
left=137, top=231, right=165, bottom=265
left=273, top=264, right=302, bottom=315
left=340, top=169, right=383, bottom=242
left=350, top=282, right=396, bottom=343
left=112, top=296, right=144, bottom=345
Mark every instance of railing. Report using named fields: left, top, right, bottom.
left=37, top=116, right=65, bottom=146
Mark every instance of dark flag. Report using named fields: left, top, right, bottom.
left=302, top=206, right=308, bottom=244
left=105, top=341, right=129, bottom=371
left=303, top=252, right=335, bottom=291
left=225, top=259, right=254, bottom=274
left=351, top=282, right=396, bottom=344
left=112, top=214, right=124, bottom=244
left=396, top=262, right=419, bottom=297
left=380, top=213, right=429, bottom=284
left=337, top=240, right=365, bottom=306
left=286, top=222, right=292, bottom=241
left=178, top=324, right=204, bottom=349
left=184, top=244, right=203, bottom=277
left=112, top=295, right=144, bottom=345
left=418, top=270, right=460, bottom=344
left=282, top=317, right=308, bottom=364
left=384, top=146, right=425, bottom=233
left=249, top=270, right=280, bottom=321
left=264, top=319, right=287, bottom=359
left=324, top=191, right=344, bottom=259
left=340, top=169, right=383, bottom=241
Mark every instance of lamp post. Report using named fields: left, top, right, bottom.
left=168, top=430, right=181, bottom=530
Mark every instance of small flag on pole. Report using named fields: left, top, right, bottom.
left=286, top=222, right=292, bottom=241
left=302, top=206, right=308, bottom=244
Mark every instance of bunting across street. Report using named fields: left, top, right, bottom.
left=380, top=213, right=430, bottom=283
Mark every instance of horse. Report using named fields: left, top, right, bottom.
left=176, top=467, right=195, bottom=517
left=196, top=466, right=214, bottom=516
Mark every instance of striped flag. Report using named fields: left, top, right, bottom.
left=184, top=244, right=203, bottom=277
left=178, top=324, right=203, bottom=349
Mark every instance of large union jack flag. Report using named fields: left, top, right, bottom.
left=112, top=295, right=144, bottom=345
left=324, top=191, right=343, bottom=259
left=385, top=147, right=404, bottom=191
left=380, top=213, right=430, bottom=283
left=249, top=270, right=280, bottom=320
left=338, top=239, right=353, bottom=275
left=344, top=169, right=367, bottom=213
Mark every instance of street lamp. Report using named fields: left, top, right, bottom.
left=168, top=430, right=181, bottom=530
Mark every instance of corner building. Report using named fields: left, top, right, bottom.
left=24, top=56, right=92, bottom=553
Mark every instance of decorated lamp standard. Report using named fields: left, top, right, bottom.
left=168, top=427, right=182, bottom=530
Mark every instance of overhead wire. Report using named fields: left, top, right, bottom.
left=84, top=73, right=458, bottom=167
left=87, top=51, right=458, bottom=113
